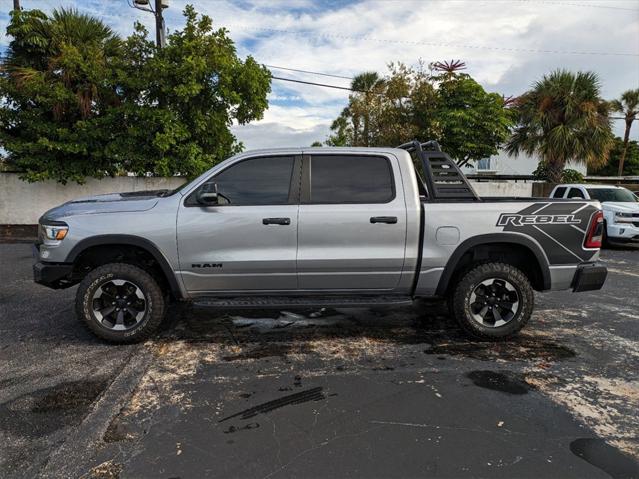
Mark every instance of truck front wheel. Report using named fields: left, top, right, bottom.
left=75, top=263, right=166, bottom=343
left=451, top=262, right=533, bottom=340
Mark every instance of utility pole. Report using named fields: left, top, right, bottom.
left=130, top=0, right=167, bottom=48
left=13, top=0, right=20, bottom=11
left=154, top=0, right=166, bottom=48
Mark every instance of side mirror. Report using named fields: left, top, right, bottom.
left=196, top=182, right=219, bottom=205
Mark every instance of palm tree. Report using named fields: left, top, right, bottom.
left=610, top=89, right=639, bottom=176
left=506, top=70, right=614, bottom=184
left=351, top=72, right=384, bottom=146
left=4, top=8, right=120, bottom=120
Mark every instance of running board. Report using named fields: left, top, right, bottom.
left=192, top=295, right=414, bottom=309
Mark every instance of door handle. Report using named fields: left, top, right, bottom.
left=262, top=217, right=291, bottom=225
left=370, top=216, right=398, bottom=224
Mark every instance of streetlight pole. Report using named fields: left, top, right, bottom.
left=154, top=0, right=165, bottom=49
left=129, top=0, right=167, bottom=48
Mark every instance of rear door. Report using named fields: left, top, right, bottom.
left=296, top=153, right=407, bottom=291
left=177, top=155, right=301, bottom=293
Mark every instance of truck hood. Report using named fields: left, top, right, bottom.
left=39, top=191, right=164, bottom=222
left=602, top=202, right=639, bottom=213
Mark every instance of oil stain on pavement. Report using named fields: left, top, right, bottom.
left=466, top=370, right=531, bottom=395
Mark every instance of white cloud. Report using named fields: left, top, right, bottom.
left=2, top=0, right=637, bottom=145
left=196, top=0, right=639, bottom=143
left=233, top=122, right=329, bottom=149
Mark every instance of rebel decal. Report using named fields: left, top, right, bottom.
left=497, top=214, right=581, bottom=227
left=497, top=202, right=599, bottom=265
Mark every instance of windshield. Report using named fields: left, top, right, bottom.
left=158, top=180, right=190, bottom=197
left=587, top=188, right=639, bottom=203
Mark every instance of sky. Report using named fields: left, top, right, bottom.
left=1, top=0, right=638, bottom=150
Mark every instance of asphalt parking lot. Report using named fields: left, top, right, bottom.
left=1, top=242, right=638, bottom=478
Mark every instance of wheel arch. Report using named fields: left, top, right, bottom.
left=66, top=234, right=185, bottom=299
left=435, top=233, right=551, bottom=296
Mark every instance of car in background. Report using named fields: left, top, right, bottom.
left=550, top=184, right=639, bottom=245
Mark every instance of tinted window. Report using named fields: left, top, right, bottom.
left=212, top=156, right=294, bottom=205
left=552, top=187, right=567, bottom=198
left=587, top=188, right=639, bottom=203
left=568, top=188, right=585, bottom=199
left=309, top=155, right=394, bottom=204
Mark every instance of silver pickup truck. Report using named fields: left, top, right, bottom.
left=33, top=141, right=607, bottom=343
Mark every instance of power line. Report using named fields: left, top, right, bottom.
left=229, top=25, right=639, bottom=57
left=266, top=65, right=354, bottom=80
left=271, top=75, right=633, bottom=121
left=271, top=76, right=356, bottom=92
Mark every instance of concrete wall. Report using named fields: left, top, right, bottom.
left=470, top=180, right=533, bottom=198
left=0, top=173, right=535, bottom=225
left=465, top=149, right=588, bottom=176
left=0, top=173, right=187, bottom=224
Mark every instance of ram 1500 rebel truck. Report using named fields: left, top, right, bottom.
left=33, top=141, right=608, bottom=343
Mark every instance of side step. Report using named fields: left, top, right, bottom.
left=192, top=295, right=414, bottom=309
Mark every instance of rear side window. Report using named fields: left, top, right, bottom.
left=308, top=155, right=394, bottom=204
left=568, top=188, right=585, bottom=199
left=552, top=187, right=567, bottom=198
left=213, top=156, right=295, bottom=205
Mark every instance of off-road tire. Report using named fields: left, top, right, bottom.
left=75, top=263, right=165, bottom=343
left=451, top=262, right=534, bottom=340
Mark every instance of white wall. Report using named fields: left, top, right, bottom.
left=0, top=173, right=186, bottom=224
left=465, top=149, right=588, bottom=176
left=470, top=180, right=533, bottom=197
left=0, top=173, right=534, bottom=225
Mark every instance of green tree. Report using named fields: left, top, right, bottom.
left=590, top=137, right=639, bottom=176
left=110, top=6, right=270, bottom=178
left=0, top=5, right=271, bottom=183
left=325, top=61, right=512, bottom=167
left=432, top=71, right=514, bottom=167
left=610, top=89, right=639, bottom=176
left=350, top=71, right=384, bottom=146
left=327, top=72, right=386, bottom=147
left=0, top=8, right=123, bottom=182
left=326, top=108, right=351, bottom=146
left=506, top=70, right=613, bottom=184
left=532, top=161, right=584, bottom=183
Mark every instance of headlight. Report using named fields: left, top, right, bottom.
left=615, top=212, right=633, bottom=218
left=42, top=224, right=69, bottom=240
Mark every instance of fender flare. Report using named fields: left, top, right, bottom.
left=66, top=234, right=185, bottom=299
left=435, top=233, right=552, bottom=296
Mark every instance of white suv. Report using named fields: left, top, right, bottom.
left=550, top=184, right=639, bottom=244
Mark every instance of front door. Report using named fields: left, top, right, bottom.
left=177, top=155, right=300, bottom=293
left=297, top=153, right=407, bottom=291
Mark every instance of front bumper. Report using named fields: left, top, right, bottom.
left=33, top=244, right=74, bottom=289
left=607, top=223, right=639, bottom=242
left=572, top=262, right=607, bottom=293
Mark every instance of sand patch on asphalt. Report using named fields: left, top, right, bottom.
left=526, top=374, right=639, bottom=457
left=122, top=341, right=227, bottom=416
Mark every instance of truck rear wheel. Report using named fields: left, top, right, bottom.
left=451, top=262, right=533, bottom=340
left=75, top=263, right=165, bottom=343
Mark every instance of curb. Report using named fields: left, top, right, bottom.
left=37, top=345, right=154, bottom=478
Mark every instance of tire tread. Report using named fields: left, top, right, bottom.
left=75, top=263, right=165, bottom=344
left=451, top=262, right=533, bottom=341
